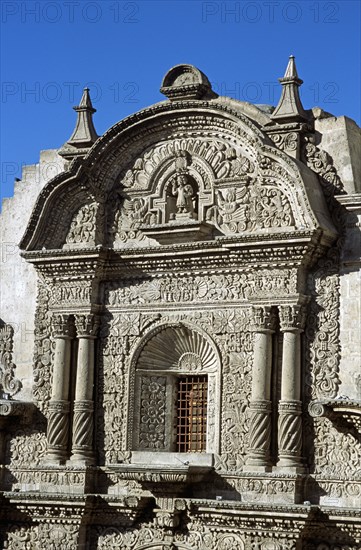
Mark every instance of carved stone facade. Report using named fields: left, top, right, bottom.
left=1, top=61, right=360, bottom=548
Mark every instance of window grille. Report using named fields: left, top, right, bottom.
left=176, top=375, right=207, bottom=453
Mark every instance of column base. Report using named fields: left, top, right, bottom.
left=243, top=464, right=273, bottom=473
left=70, top=449, right=95, bottom=466
left=275, top=456, right=305, bottom=474
left=43, top=449, right=68, bottom=466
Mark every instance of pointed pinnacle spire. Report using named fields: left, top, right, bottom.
left=59, top=88, right=99, bottom=160
left=284, top=55, right=299, bottom=79
left=271, top=55, right=308, bottom=122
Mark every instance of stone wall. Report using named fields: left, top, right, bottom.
left=0, top=150, right=66, bottom=400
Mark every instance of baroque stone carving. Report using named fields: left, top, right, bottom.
left=104, top=270, right=298, bottom=307
left=303, top=140, right=345, bottom=196
left=138, top=376, right=167, bottom=450
left=206, top=183, right=294, bottom=234
left=0, top=322, right=21, bottom=397
left=65, top=202, right=97, bottom=246
left=3, top=60, right=360, bottom=547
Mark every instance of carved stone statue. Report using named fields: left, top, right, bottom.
left=171, top=174, right=196, bottom=219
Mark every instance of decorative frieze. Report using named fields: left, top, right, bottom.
left=105, top=270, right=298, bottom=307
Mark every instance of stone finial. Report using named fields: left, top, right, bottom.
left=59, top=88, right=99, bottom=160
left=271, top=56, right=308, bottom=122
left=160, top=64, right=215, bottom=101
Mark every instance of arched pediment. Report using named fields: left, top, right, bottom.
left=20, top=98, right=336, bottom=253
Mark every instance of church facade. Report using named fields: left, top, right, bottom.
left=0, top=59, right=360, bottom=549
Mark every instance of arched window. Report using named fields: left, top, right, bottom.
left=130, top=324, right=220, bottom=454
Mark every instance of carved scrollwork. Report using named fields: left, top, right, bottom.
left=65, top=202, right=97, bottom=246
left=0, top=322, right=21, bottom=397
left=138, top=376, right=167, bottom=450
left=303, top=140, right=345, bottom=196
left=206, top=183, right=294, bottom=235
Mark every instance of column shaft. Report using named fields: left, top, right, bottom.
left=46, top=315, right=73, bottom=464
left=70, top=315, right=98, bottom=465
left=277, top=304, right=305, bottom=472
left=244, top=306, right=276, bottom=472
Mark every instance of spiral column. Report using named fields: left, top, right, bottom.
left=244, top=306, right=277, bottom=472
left=277, top=304, right=306, bottom=472
left=70, top=314, right=99, bottom=465
left=46, top=314, right=73, bottom=464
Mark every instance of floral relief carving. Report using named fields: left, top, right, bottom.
left=97, top=315, right=127, bottom=463
left=6, top=430, right=47, bottom=467
left=206, top=184, right=294, bottom=234
left=138, top=376, right=167, bottom=450
left=104, top=269, right=297, bottom=308
left=4, top=525, right=39, bottom=549
left=303, top=140, right=345, bottom=196
left=0, top=322, right=21, bottom=397
left=305, top=259, right=341, bottom=400
left=313, top=418, right=361, bottom=478
left=65, top=202, right=97, bottom=246
left=33, top=281, right=54, bottom=410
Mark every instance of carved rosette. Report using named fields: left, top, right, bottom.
left=277, top=401, right=303, bottom=462
left=246, top=400, right=272, bottom=467
left=46, top=400, right=70, bottom=460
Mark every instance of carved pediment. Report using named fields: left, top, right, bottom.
left=20, top=99, right=337, bottom=253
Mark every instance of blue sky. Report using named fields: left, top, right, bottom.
left=1, top=0, right=360, bottom=203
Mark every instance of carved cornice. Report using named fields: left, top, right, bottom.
left=21, top=229, right=330, bottom=277
left=106, top=463, right=212, bottom=494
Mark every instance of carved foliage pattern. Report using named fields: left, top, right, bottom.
left=0, top=322, right=21, bottom=397
left=207, top=183, right=294, bottom=234
left=96, top=313, right=128, bottom=463
left=305, top=258, right=341, bottom=400
left=138, top=376, right=167, bottom=450
left=5, top=429, right=47, bottom=467
left=65, top=202, right=97, bottom=246
left=33, top=281, right=54, bottom=409
left=303, top=141, right=345, bottom=196
left=105, top=269, right=298, bottom=307
left=312, top=418, right=361, bottom=478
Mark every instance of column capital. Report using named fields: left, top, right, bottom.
left=251, top=306, right=277, bottom=332
left=279, top=304, right=307, bottom=332
left=75, top=314, right=100, bottom=338
left=51, top=314, right=74, bottom=338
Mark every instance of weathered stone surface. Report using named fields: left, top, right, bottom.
left=0, top=59, right=360, bottom=548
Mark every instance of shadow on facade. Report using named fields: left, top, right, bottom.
left=299, top=506, right=359, bottom=548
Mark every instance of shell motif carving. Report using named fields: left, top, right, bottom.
left=137, top=325, right=218, bottom=373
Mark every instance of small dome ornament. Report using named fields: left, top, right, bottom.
left=160, top=64, right=216, bottom=101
